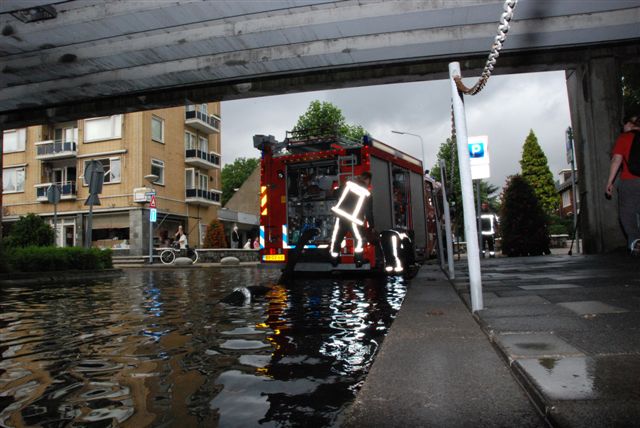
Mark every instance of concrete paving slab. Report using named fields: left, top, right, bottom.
left=495, top=333, right=585, bottom=359
left=518, top=284, right=582, bottom=290
left=557, top=301, right=629, bottom=315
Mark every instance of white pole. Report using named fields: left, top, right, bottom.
left=439, top=160, right=455, bottom=279
left=449, top=62, right=483, bottom=312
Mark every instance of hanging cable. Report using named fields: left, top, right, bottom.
left=454, top=0, right=518, bottom=96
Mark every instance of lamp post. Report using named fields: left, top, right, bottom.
left=144, top=174, right=158, bottom=264
left=391, top=130, right=426, bottom=174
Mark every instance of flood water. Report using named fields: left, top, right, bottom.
left=0, top=267, right=407, bottom=427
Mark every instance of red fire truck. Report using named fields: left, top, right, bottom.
left=254, top=130, right=429, bottom=273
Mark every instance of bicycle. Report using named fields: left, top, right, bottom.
left=159, top=244, right=199, bottom=265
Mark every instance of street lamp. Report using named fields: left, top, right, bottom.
left=391, top=130, right=426, bottom=174
left=144, top=174, right=158, bottom=264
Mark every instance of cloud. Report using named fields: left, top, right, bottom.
left=221, top=70, right=572, bottom=192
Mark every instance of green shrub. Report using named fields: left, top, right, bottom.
left=6, top=246, right=113, bottom=272
left=5, top=213, right=54, bottom=248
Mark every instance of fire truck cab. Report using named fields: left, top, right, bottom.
left=254, top=130, right=428, bottom=274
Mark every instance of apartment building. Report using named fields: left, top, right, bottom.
left=2, top=103, right=222, bottom=256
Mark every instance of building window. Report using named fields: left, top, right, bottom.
left=3, top=166, right=25, bottom=193
left=562, top=191, right=571, bottom=208
left=3, top=129, right=26, bottom=153
left=185, top=131, right=197, bottom=150
left=199, top=135, right=208, bottom=152
left=83, top=158, right=121, bottom=185
left=84, top=115, right=122, bottom=142
left=185, top=168, right=207, bottom=190
left=151, top=159, right=165, bottom=185
left=54, top=124, right=78, bottom=144
left=199, top=103, right=208, bottom=114
left=151, top=116, right=164, bottom=143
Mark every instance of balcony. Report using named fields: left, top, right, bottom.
left=35, top=140, right=78, bottom=160
left=184, top=110, right=220, bottom=134
left=184, top=149, right=221, bottom=170
left=35, top=181, right=77, bottom=202
left=185, top=188, right=221, bottom=206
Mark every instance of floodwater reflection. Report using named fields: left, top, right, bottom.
left=0, top=268, right=407, bottom=427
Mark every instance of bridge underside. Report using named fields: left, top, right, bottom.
left=1, top=0, right=640, bottom=252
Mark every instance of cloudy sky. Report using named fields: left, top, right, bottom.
left=220, top=70, right=572, bottom=192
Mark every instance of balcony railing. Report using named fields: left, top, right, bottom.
left=185, top=188, right=221, bottom=206
left=184, top=110, right=221, bottom=134
left=184, top=149, right=221, bottom=169
left=35, top=140, right=78, bottom=159
left=35, top=181, right=77, bottom=202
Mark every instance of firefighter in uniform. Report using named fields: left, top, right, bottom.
left=330, top=172, right=373, bottom=267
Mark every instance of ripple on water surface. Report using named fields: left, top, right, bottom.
left=0, top=268, right=407, bottom=426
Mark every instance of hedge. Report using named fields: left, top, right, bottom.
left=6, top=246, right=113, bottom=272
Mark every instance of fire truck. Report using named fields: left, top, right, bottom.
left=254, top=130, right=429, bottom=273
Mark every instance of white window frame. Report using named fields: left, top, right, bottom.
left=3, top=128, right=26, bottom=153
left=199, top=103, right=208, bottom=114
left=185, top=168, right=195, bottom=189
left=83, top=115, right=122, bottom=143
left=151, top=159, right=165, bottom=185
left=3, top=166, right=26, bottom=193
left=562, top=191, right=571, bottom=208
left=185, top=168, right=208, bottom=190
left=198, top=135, right=208, bottom=152
left=82, top=157, right=121, bottom=185
left=54, top=124, right=78, bottom=144
left=184, top=131, right=197, bottom=150
left=151, top=115, right=164, bottom=143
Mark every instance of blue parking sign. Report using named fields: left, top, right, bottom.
left=468, top=141, right=485, bottom=158
left=150, top=208, right=157, bottom=222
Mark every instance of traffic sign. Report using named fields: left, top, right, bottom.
left=150, top=208, right=157, bottom=222
left=468, top=135, right=491, bottom=180
left=149, top=195, right=157, bottom=209
left=47, top=184, right=61, bottom=204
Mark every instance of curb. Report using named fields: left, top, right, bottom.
left=0, top=269, right=124, bottom=286
left=447, top=276, right=554, bottom=427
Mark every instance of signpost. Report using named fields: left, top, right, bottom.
left=83, top=160, right=104, bottom=248
left=468, top=136, right=491, bottom=253
left=47, top=184, right=61, bottom=245
left=148, top=192, right=156, bottom=264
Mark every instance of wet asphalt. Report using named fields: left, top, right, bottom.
left=344, top=251, right=640, bottom=427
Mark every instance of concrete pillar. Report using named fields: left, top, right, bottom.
left=566, top=56, right=625, bottom=253
left=129, top=208, right=146, bottom=256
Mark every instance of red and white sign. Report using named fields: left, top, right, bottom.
left=149, top=195, right=157, bottom=209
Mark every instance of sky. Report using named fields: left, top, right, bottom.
left=220, top=70, right=573, bottom=193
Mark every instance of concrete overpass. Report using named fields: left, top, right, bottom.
left=1, top=0, right=640, bottom=253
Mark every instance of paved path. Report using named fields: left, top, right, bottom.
left=343, top=263, right=545, bottom=427
left=345, top=252, right=640, bottom=427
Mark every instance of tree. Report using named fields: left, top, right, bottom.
left=500, top=175, right=550, bottom=256
left=429, top=138, right=500, bottom=239
left=292, top=100, right=367, bottom=141
left=5, top=213, right=54, bottom=248
left=203, top=219, right=228, bottom=248
left=519, top=130, right=559, bottom=216
left=221, top=157, right=260, bottom=206
left=623, top=63, right=640, bottom=115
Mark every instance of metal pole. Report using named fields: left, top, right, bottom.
left=430, top=183, right=446, bottom=271
left=85, top=205, right=93, bottom=248
left=439, top=160, right=455, bottom=279
left=149, top=211, right=154, bottom=264
left=449, top=61, right=483, bottom=312
left=53, top=201, right=58, bottom=246
left=568, top=129, right=580, bottom=254
left=476, top=180, right=482, bottom=254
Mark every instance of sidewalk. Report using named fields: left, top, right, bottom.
left=343, top=263, right=545, bottom=427
left=452, top=252, right=640, bottom=427
left=344, top=252, right=640, bottom=427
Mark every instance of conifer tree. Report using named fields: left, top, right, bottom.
left=519, top=130, right=559, bottom=216
left=500, top=175, right=550, bottom=256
